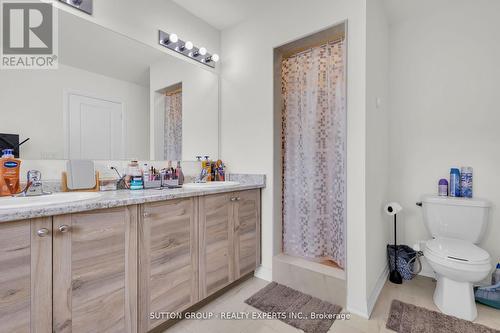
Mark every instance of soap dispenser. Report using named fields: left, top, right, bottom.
left=0, top=149, right=21, bottom=196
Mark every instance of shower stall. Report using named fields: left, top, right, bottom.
left=281, top=37, right=346, bottom=269
left=274, top=23, right=347, bottom=278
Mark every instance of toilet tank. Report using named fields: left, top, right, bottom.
left=421, top=195, right=490, bottom=243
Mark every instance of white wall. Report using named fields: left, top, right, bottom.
left=220, top=0, right=371, bottom=316
left=365, top=0, right=390, bottom=314
left=389, top=1, right=500, bottom=265
left=0, top=64, right=149, bottom=160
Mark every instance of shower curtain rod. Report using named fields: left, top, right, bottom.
left=285, top=37, right=345, bottom=59
left=165, top=88, right=182, bottom=96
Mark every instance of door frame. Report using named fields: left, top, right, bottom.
left=63, top=89, right=126, bottom=160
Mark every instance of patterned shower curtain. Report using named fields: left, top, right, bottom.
left=164, top=90, right=182, bottom=160
left=282, top=39, right=346, bottom=268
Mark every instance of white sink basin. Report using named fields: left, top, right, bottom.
left=0, top=192, right=102, bottom=210
left=183, top=181, right=240, bottom=190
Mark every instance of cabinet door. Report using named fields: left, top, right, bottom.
left=138, top=198, right=198, bottom=332
left=199, top=193, right=234, bottom=299
left=52, top=206, right=138, bottom=333
left=233, top=189, right=261, bottom=279
left=0, top=218, right=52, bottom=333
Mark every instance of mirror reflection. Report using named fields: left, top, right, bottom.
left=0, top=9, right=219, bottom=161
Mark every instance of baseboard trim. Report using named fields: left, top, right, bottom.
left=367, top=264, right=389, bottom=317
left=345, top=305, right=370, bottom=319
left=254, top=265, right=272, bottom=281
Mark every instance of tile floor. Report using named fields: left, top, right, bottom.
left=163, top=276, right=500, bottom=333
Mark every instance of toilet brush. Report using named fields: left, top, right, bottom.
left=385, top=202, right=403, bottom=284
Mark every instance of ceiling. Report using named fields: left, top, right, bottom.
left=172, top=0, right=458, bottom=31
left=382, top=0, right=456, bottom=24
left=171, top=0, right=264, bottom=30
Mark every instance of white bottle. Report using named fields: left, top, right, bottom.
left=142, top=163, right=150, bottom=182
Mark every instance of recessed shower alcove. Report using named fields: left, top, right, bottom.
left=272, top=22, right=347, bottom=307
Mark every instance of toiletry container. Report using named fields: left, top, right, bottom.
left=438, top=179, right=448, bottom=196
left=492, top=263, right=500, bottom=285
left=127, top=161, right=143, bottom=190
left=449, top=168, right=461, bottom=197
left=460, top=167, right=473, bottom=198
left=142, top=163, right=150, bottom=182
left=175, top=161, right=184, bottom=185
left=203, top=156, right=212, bottom=182
left=0, top=148, right=21, bottom=196
left=99, top=178, right=118, bottom=191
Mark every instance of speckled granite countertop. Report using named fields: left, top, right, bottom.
left=0, top=175, right=265, bottom=223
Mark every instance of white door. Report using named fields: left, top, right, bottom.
left=68, top=94, right=124, bottom=160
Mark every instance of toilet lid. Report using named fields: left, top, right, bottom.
left=425, top=238, right=490, bottom=263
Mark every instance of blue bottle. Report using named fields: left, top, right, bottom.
left=449, top=168, right=461, bottom=197
left=492, top=263, right=500, bottom=285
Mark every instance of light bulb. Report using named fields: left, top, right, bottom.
left=211, top=54, right=219, bottom=62
left=169, top=33, right=178, bottom=43
left=184, top=41, right=193, bottom=50
left=199, top=47, right=207, bottom=56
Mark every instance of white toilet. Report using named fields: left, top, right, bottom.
left=420, top=195, right=492, bottom=321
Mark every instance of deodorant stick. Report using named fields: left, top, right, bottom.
left=438, top=179, right=448, bottom=196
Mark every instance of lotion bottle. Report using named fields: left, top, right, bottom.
left=0, top=149, right=21, bottom=196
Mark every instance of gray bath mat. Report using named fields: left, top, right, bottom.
left=387, top=299, right=500, bottom=333
left=244, top=282, right=342, bottom=333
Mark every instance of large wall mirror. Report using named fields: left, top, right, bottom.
left=0, top=9, right=219, bottom=161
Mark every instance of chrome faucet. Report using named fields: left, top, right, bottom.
left=25, top=170, right=46, bottom=196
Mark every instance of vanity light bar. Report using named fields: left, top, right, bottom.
left=158, top=30, right=219, bottom=68
left=59, top=0, right=93, bottom=15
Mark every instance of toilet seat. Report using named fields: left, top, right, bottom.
left=423, top=237, right=492, bottom=321
left=425, top=237, right=490, bottom=265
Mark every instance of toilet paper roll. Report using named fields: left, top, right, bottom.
left=385, top=202, right=402, bottom=216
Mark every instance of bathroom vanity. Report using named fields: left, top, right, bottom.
left=0, top=5, right=261, bottom=332
left=0, top=184, right=262, bottom=333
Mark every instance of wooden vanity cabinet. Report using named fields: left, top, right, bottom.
left=0, top=189, right=260, bottom=333
left=233, top=189, right=261, bottom=279
left=138, top=198, right=198, bottom=332
left=52, top=206, right=138, bottom=333
left=198, top=192, right=235, bottom=298
left=0, top=218, right=52, bottom=333
left=199, top=189, right=261, bottom=298
left=0, top=208, right=137, bottom=333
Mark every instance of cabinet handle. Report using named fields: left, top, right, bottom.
left=143, top=212, right=150, bottom=217
left=236, top=197, right=241, bottom=201
left=230, top=197, right=237, bottom=202
left=58, top=225, right=70, bottom=233
left=37, top=228, right=50, bottom=237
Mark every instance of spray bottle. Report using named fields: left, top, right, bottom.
left=492, top=263, right=500, bottom=285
